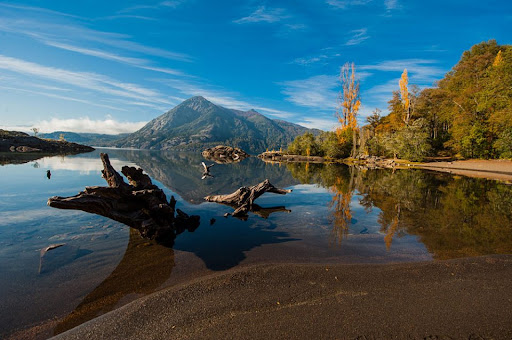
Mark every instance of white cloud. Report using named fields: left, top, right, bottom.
left=384, top=0, right=398, bottom=10
left=345, top=28, right=369, bottom=46
left=292, top=55, right=330, bottom=66
left=119, top=0, right=187, bottom=13
left=0, top=55, right=173, bottom=105
left=326, top=0, right=372, bottom=9
left=359, top=59, right=445, bottom=83
left=234, top=6, right=289, bottom=24
left=0, top=11, right=192, bottom=62
left=1, top=117, right=147, bottom=135
left=42, top=41, right=187, bottom=76
left=296, top=117, right=339, bottom=131
left=280, top=75, right=338, bottom=111
left=161, top=79, right=295, bottom=119
left=0, top=85, right=127, bottom=111
left=43, top=41, right=145, bottom=65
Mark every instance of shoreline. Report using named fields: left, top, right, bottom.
left=415, top=159, right=512, bottom=182
left=54, top=255, right=512, bottom=339
left=259, top=152, right=512, bottom=182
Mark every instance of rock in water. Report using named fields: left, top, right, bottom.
left=202, top=145, right=249, bottom=163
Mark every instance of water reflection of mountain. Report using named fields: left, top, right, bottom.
left=286, top=162, right=512, bottom=259
left=101, top=149, right=299, bottom=204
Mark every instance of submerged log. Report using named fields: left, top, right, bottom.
left=204, top=179, right=292, bottom=218
left=48, top=153, right=199, bottom=243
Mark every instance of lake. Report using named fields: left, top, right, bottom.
left=1, top=149, right=511, bottom=338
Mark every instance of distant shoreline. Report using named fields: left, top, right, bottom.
left=259, top=151, right=512, bottom=182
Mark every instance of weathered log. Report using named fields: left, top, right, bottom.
left=48, top=153, right=199, bottom=243
left=204, top=179, right=292, bottom=217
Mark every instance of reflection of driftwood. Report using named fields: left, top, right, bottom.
left=54, top=229, right=174, bottom=335
left=204, top=179, right=292, bottom=217
left=48, top=153, right=199, bottom=242
left=202, top=145, right=250, bottom=164
left=201, top=162, right=214, bottom=179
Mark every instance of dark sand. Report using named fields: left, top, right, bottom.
left=416, top=160, right=512, bottom=182
left=54, top=255, right=512, bottom=340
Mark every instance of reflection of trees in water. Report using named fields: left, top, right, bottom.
left=53, top=229, right=175, bottom=335
left=286, top=162, right=355, bottom=247
left=286, top=162, right=512, bottom=258
left=329, top=174, right=353, bottom=247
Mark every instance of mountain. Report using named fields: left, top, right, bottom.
left=114, top=96, right=319, bottom=153
left=40, top=131, right=128, bottom=146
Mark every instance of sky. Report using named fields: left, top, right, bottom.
left=0, top=0, right=510, bottom=134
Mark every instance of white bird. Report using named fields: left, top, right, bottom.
left=201, top=162, right=214, bottom=179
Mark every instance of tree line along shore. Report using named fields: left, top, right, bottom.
left=284, top=40, right=512, bottom=163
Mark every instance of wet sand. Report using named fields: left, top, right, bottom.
left=416, top=159, right=512, bottom=182
left=54, top=255, right=512, bottom=340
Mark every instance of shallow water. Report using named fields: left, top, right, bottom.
left=1, top=149, right=511, bottom=338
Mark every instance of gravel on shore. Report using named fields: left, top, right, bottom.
left=416, top=159, right=512, bottom=182
left=54, top=255, right=512, bottom=340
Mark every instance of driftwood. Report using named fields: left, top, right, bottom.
left=47, top=153, right=199, bottom=243
left=201, top=162, right=214, bottom=179
left=204, top=179, right=292, bottom=218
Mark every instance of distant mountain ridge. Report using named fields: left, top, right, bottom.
left=114, top=96, right=319, bottom=153
left=40, top=131, right=129, bottom=146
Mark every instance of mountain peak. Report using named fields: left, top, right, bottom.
left=116, top=96, right=317, bottom=152
left=186, top=95, right=209, bottom=103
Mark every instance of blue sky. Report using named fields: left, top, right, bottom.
left=0, top=0, right=510, bottom=134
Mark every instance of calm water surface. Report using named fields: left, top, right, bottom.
left=1, top=149, right=511, bottom=338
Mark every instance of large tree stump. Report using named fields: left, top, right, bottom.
left=204, top=179, right=292, bottom=218
left=48, top=153, right=199, bottom=243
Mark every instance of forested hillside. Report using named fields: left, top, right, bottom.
left=287, top=40, right=512, bottom=161
left=370, top=40, right=512, bottom=160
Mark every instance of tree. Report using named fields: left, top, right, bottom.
left=399, top=69, right=411, bottom=125
left=31, top=127, right=39, bottom=137
left=287, top=132, right=321, bottom=156
left=366, top=108, right=382, bottom=133
left=336, top=62, right=361, bottom=158
left=383, top=119, right=431, bottom=161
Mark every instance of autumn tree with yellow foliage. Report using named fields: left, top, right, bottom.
left=399, top=69, right=411, bottom=125
left=336, top=62, right=361, bottom=158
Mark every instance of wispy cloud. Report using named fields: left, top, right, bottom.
left=42, top=41, right=185, bottom=76
left=0, top=8, right=192, bottom=63
left=345, top=28, right=369, bottom=46
left=0, top=55, right=173, bottom=105
left=234, top=6, right=289, bottom=24
left=1, top=117, right=147, bottom=134
left=119, top=0, right=187, bottom=14
left=43, top=41, right=145, bottom=65
left=160, top=79, right=295, bottom=119
left=99, top=15, right=158, bottom=21
left=384, top=0, right=398, bottom=10
left=0, top=85, right=127, bottom=111
left=359, top=59, right=445, bottom=83
left=280, top=75, right=338, bottom=111
left=326, top=0, right=372, bottom=9
left=296, top=117, right=338, bottom=131
left=291, top=46, right=342, bottom=67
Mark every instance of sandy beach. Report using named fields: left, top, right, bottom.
left=53, top=255, right=512, bottom=340
left=416, top=159, right=512, bottom=182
